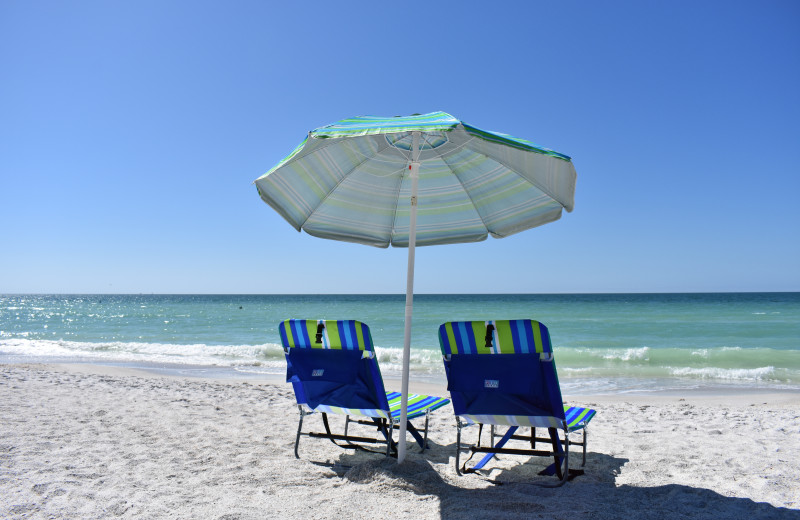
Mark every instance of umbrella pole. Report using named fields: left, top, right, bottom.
left=398, top=132, right=421, bottom=464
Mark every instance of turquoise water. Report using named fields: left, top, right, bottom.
left=1, top=293, right=799, bottom=394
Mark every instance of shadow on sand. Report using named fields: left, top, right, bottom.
left=321, top=441, right=799, bottom=520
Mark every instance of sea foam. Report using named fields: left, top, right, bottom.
left=670, top=366, right=775, bottom=381
left=0, top=338, right=285, bottom=368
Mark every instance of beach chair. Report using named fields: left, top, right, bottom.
left=438, top=320, right=596, bottom=485
left=280, top=319, right=450, bottom=459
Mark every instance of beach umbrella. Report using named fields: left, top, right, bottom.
left=255, top=112, right=577, bottom=462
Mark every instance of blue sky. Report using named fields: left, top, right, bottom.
left=1, top=1, right=798, bottom=294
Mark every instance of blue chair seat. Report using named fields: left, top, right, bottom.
left=280, top=319, right=449, bottom=459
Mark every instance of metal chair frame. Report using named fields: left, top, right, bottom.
left=294, top=406, right=432, bottom=459
left=455, top=418, right=589, bottom=486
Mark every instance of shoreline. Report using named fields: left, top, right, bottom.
left=4, top=357, right=800, bottom=399
left=6, top=358, right=798, bottom=407
left=29, top=360, right=800, bottom=408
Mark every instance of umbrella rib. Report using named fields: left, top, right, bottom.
left=330, top=138, right=410, bottom=167
left=272, top=132, right=407, bottom=176
left=387, top=156, right=410, bottom=246
left=426, top=134, right=480, bottom=162
left=424, top=135, right=498, bottom=225
left=481, top=154, right=569, bottom=211
left=434, top=148, right=493, bottom=235
left=297, top=136, right=408, bottom=231
left=280, top=132, right=348, bottom=166
left=436, top=128, right=571, bottom=213
left=432, top=146, right=567, bottom=236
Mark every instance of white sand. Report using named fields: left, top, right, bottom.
left=1, top=363, right=799, bottom=519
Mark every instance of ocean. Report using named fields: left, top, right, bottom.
left=1, top=293, right=798, bottom=395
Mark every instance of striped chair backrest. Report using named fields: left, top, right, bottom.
left=279, top=319, right=374, bottom=351
left=438, top=320, right=552, bottom=355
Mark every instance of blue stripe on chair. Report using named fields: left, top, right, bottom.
left=408, top=398, right=449, bottom=419
left=409, top=396, right=440, bottom=414
left=564, top=406, right=579, bottom=422
left=386, top=393, right=449, bottom=420
left=458, top=322, right=474, bottom=354
left=454, top=323, right=465, bottom=353
left=564, top=406, right=596, bottom=431
left=521, top=320, right=534, bottom=353
left=288, top=320, right=299, bottom=346
left=293, top=319, right=312, bottom=347
left=450, top=323, right=460, bottom=353
left=407, top=396, right=434, bottom=414
left=510, top=320, right=524, bottom=353
left=337, top=320, right=351, bottom=350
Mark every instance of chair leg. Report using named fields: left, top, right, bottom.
left=542, top=429, right=570, bottom=488
left=582, top=427, right=587, bottom=467
left=455, top=419, right=463, bottom=476
left=548, top=427, right=569, bottom=481
left=564, top=431, right=570, bottom=483
left=385, top=418, right=393, bottom=458
left=422, top=410, right=430, bottom=452
left=294, top=406, right=305, bottom=459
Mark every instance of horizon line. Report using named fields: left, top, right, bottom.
left=2, top=291, right=798, bottom=296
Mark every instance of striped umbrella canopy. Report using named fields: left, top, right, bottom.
left=255, top=111, right=577, bottom=462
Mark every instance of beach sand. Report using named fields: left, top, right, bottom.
left=1, top=364, right=798, bottom=519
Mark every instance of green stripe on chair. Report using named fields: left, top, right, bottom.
left=564, top=405, right=596, bottom=432
left=439, top=320, right=550, bottom=354
left=387, top=392, right=450, bottom=420
left=281, top=319, right=372, bottom=350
